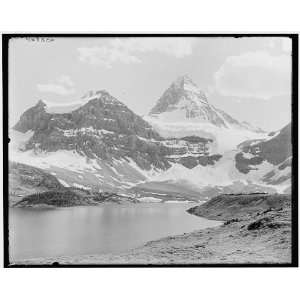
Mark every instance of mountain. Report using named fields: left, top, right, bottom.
left=10, top=84, right=291, bottom=201
left=11, top=91, right=219, bottom=196
left=13, top=91, right=170, bottom=167
left=145, top=75, right=265, bottom=153
left=11, top=90, right=172, bottom=193
left=147, top=122, right=292, bottom=195
left=149, top=75, right=237, bottom=128
left=236, top=123, right=292, bottom=189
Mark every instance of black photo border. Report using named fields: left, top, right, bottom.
left=2, top=33, right=298, bottom=268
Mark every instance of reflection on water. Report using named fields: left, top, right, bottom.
left=9, top=203, right=220, bottom=261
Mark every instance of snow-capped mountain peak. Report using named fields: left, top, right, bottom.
left=172, top=75, right=208, bottom=101
left=81, top=89, right=119, bottom=103
left=145, top=75, right=266, bottom=153
left=148, top=75, right=254, bottom=129
left=149, top=75, right=209, bottom=117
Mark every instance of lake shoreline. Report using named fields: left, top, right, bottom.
left=10, top=194, right=291, bottom=265
left=10, top=202, right=219, bottom=263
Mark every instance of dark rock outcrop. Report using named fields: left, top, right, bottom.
left=13, top=100, right=51, bottom=133
left=175, top=154, right=222, bottom=169
left=235, top=123, right=292, bottom=185
left=240, top=123, right=292, bottom=166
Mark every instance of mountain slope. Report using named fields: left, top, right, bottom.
left=237, top=123, right=292, bottom=166
left=235, top=123, right=292, bottom=190
left=147, top=122, right=292, bottom=194
left=9, top=161, right=64, bottom=205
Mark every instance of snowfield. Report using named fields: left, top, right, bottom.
left=144, top=115, right=267, bottom=154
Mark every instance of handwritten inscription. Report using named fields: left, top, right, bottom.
left=25, top=37, right=55, bottom=43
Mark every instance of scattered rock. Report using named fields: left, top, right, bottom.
left=247, top=217, right=271, bottom=230
left=224, top=218, right=240, bottom=225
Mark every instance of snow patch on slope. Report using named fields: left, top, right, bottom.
left=73, top=183, right=90, bottom=190
left=145, top=116, right=267, bottom=153
left=9, top=131, right=150, bottom=192
left=44, top=101, right=84, bottom=114
left=58, top=179, right=70, bottom=187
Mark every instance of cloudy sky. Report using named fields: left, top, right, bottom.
left=9, top=36, right=292, bottom=131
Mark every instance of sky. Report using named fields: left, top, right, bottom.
left=9, top=36, right=292, bottom=131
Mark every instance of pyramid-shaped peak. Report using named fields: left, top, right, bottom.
left=172, top=75, right=206, bottom=97
left=174, top=74, right=194, bottom=84
left=149, top=76, right=210, bottom=116
left=173, top=75, right=198, bottom=88
left=36, top=99, right=46, bottom=107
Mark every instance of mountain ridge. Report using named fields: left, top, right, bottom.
left=10, top=78, right=291, bottom=200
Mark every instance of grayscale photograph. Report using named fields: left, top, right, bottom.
left=4, top=35, right=296, bottom=266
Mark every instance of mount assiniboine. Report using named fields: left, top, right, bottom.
left=9, top=76, right=292, bottom=202
left=145, top=75, right=265, bottom=153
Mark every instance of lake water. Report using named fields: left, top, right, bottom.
left=9, top=203, right=220, bottom=261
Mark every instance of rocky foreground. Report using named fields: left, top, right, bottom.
left=12, top=193, right=291, bottom=265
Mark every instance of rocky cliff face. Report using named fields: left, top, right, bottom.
left=13, top=91, right=170, bottom=171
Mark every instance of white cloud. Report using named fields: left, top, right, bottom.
left=78, top=38, right=195, bottom=68
left=57, top=75, right=74, bottom=87
left=214, top=51, right=291, bottom=100
left=37, top=75, right=75, bottom=95
left=78, top=45, right=140, bottom=68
